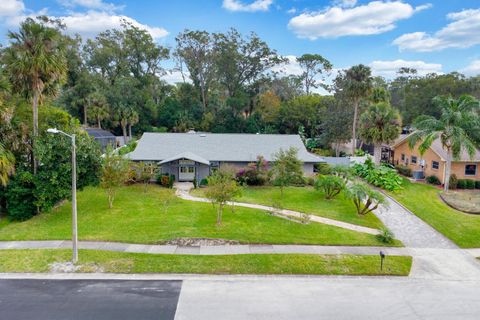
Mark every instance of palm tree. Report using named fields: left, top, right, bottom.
left=127, top=110, right=139, bottom=141
left=408, top=95, right=480, bottom=192
left=344, top=65, right=373, bottom=155
left=3, top=17, right=67, bottom=173
left=0, top=143, right=15, bottom=187
left=359, top=102, right=402, bottom=164
left=87, top=91, right=109, bottom=129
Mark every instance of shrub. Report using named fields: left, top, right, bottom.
left=449, top=174, right=458, bottom=190
left=168, top=175, right=175, bottom=188
left=344, top=181, right=387, bottom=215
left=376, top=227, right=395, bottom=244
left=193, top=177, right=197, bottom=189
left=315, top=175, right=345, bottom=199
left=426, top=175, right=441, bottom=185
left=5, top=171, right=36, bottom=221
left=353, top=160, right=403, bottom=191
left=476, top=181, right=480, bottom=189
left=236, top=156, right=269, bottom=186
left=465, top=179, right=475, bottom=190
left=200, top=178, right=208, bottom=186
left=316, top=163, right=332, bottom=175
left=305, top=176, right=316, bottom=186
left=457, top=179, right=467, bottom=189
left=396, top=165, right=412, bottom=177
left=160, top=175, right=170, bottom=187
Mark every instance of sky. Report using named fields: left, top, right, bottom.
left=1, top=0, right=479, bottom=84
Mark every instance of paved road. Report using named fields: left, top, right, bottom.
left=175, top=277, right=480, bottom=320
left=0, top=280, right=181, bottom=320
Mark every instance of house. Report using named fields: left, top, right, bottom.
left=127, top=132, right=324, bottom=182
left=391, top=134, right=480, bottom=184
left=85, top=128, right=124, bottom=152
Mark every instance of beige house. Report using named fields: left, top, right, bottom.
left=391, top=134, right=480, bottom=184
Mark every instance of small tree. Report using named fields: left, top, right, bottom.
left=270, top=147, right=304, bottom=197
left=135, top=162, right=158, bottom=193
left=344, top=182, right=386, bottom=215
left=315, top=175, right=345, bottom=200
left=205, top=167, right=242, bottom=226
left=100, top=149, right=130, bottom=208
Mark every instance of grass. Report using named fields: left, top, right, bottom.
left=192, top=186, right=384, bottom=229
left=0, top=184, right=398, bottom=246
left=388, top=179, right=480, bottom=248
left=0, top=249, right=412, bottom=276
left=439, top=190, right=480, bottom=214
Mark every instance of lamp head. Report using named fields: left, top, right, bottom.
left=47, top=128, right=59, bottom=134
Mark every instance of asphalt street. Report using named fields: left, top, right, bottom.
left=0, top=280, right=181, bottom=320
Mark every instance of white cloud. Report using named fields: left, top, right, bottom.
left=58, top=0, right=123, bottom=12
left=287, top=7, right=296, bottom=14
left=0, top=0, right=24, bottom=17
left=393, top=8, right=480, bottom=52
left=332, top=0, right=357, bottom=9
left=460, top=60, right=480, bottom=77
left=288, top=1, right=430, bottom=40
left=163, top=70, right=191, bottom=84
left=58, top=11, right=168, bottom=39
left=223, top=0, right=273, bottom=12
left=369, top=59, right=442, bottom=78
left=271, top=55, right=303, bottom=76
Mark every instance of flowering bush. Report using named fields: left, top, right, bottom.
left=353, top=158, right=403, bottom=191
left=236, top=156, right=269, bottom=186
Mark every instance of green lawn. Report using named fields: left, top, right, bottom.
left=192, top=186, right=383, bottom=229
left=0, top=249, right=412, bottom=276
left=0, top=184, right=396, bottom=246
left=388, top=179, right=480, bottom=248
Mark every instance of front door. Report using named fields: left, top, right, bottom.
left=179, top=159, right=196, bottom=181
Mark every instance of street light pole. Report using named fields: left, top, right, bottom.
left=47, top=128, right=78, bottom=263
left=71, top=133, right=78, bottom=263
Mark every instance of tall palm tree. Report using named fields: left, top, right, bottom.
left=408, top=95, right=480, bottom=191
left=344, top=65, right=373, bottom=154
left=359, top=102, right=402, bottom=164
left=87, top=91, right=109, bottom=129
left=127, top=110, right=139, bottom=140
left=3, top=17, right=67, bottom=173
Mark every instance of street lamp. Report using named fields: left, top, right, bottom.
left=47, top=128, right=78, bottom=264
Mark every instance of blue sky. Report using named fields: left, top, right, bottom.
left=2, top=0, right=479, bottom=81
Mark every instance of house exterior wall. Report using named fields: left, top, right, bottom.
left=450, top=162, right=480, bottom=181
left=393, top=141, right=446, bottom=183
left=393, top=141, right=480, bottom=184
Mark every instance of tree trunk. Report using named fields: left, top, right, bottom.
left=121, top=121, right=128, bottom=144
left=32, top=91, right=39, bottom=175
left=83, top=104, right=88, bottom=126
left=97, top=117, right=102, bottom=129
left=128, top=124, right=132, bottom=141
left=351, top=98, right=359, bottom=155
left=373, top=144, right=382, bottom=165
left=444, top=149, right=452, bottom=192
left=216, top=203, right=223, bottom=226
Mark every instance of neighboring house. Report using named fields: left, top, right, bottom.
left=391, top=134, right=480, bottom=184
left=127, top=132, right=324, bottom=182
left=85, top=128, right=124, bottom=152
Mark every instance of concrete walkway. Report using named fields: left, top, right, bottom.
left=174, top=182, right=380, bottom=235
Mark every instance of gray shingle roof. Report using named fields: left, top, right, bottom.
left=128, top=132, right=324, bottom=163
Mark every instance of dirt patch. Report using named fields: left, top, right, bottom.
left=49, top=262, right=104, bottom=273
left=439, top=191, right=480, bottom=214
left=165, top=238, right=240, bottom=246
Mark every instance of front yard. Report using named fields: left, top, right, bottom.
left=388, top=179, right=480, bottom=248
left=192, top=186, right=384, bottom=229
left=0, top=184, right=395, bottom=246
left=0, top=249, right=412, bottom=276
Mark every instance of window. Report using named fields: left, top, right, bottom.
left=465, top=164, right=477, bottom=176
left=401, top=154, right=405, bottom=161
left=411, top=156, right=417, bottom=164
left=188, top=167, right=195, bottom=173
left=180, top=167, right=187, bottom=173
left=432, top=161, right=439, bottom=170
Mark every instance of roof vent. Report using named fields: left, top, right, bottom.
left=187, top=129, right=196, bottom=134
left=199, top=133, right=207, bottom=137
